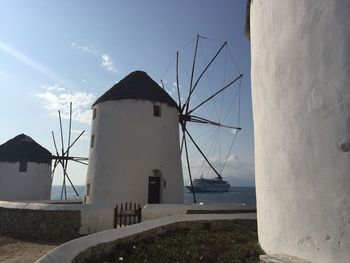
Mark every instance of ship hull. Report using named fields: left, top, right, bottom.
left=185, top=178, right=231, bottom=193
left=185, top=185, right=230, bottom=193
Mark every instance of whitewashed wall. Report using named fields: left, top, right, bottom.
left=250, top=1, right=350, bottom=262
left=0, top=162, right=51, bottom=201
left=85, top=99, right=184, bottom=205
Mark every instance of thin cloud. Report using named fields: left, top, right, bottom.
left=71, top=42, right=118, bottom=74
left=101, top=54, right=118, bottom=73
left=0, top=40, right=61, bottom=81
left=71, top=43, right=98, bottom=55
left=36, top=84, right=96, bottom=124
left=47, top=83, right=66, bottom=92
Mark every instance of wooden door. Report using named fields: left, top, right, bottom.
left=148, top=176, right=161, bottom=204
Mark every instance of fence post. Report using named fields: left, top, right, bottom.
left=137, top=204, right=142, bottom=223
left=120, top=203, right=123, bottom=227
left=133, top=203, right=136, bottom=224
left=114, top=205, right=118, bottom=228
left=124, top=202, right=127, bottom=226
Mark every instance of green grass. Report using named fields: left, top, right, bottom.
left=102, top=220, right=263, bottom=263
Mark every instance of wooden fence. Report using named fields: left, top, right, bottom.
left=114, top=203, right=142, bottom=228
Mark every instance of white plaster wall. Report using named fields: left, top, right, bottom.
left=85, top=99, right=184, bottom=205
left=0, top=162, right=51, bottom=201
left=250, top=1, right=350, bottom=262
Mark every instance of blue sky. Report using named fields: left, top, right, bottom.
left=0, top=0, right=253, bottom=186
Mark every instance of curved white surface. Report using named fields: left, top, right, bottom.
left=250, top=1, right=350, bottom=262
left=85, top=99, right=184, bottom=205
left=36, top=213, right=257, bottom=263
left=0, top=162, right=51, bottom=201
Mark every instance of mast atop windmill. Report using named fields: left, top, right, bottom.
left=51, top=102, right=88, bottom=200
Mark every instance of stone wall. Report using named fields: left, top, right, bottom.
left=0, top=207, right=81, bottom=241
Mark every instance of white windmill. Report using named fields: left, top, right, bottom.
left=85, top=35, right=243, bottom=205
left=84, top=71, right=184, bottom=205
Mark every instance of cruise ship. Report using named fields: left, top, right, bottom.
left=185, top=175, right=231, bottom=193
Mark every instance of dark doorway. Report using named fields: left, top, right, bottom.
left=148, top=176, right=161, bottom=204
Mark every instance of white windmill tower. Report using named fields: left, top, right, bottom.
left=248, top=0, right=350, bottom=262
left=84, top=71, right=184, bottom=205
left=0, top=134, right=52, bottom=201
left=0, top=104, right=86, bottom=201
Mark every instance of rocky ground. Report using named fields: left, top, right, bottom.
left=0, top=235, right=60, bottom=263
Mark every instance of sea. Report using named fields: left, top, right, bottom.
left=51, top=185, right=256, bottom=205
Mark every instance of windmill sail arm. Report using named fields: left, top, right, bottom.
left=59, top=159, right=79, bottom=196
left=51, top=131, right=60, bottom=156
left=185, top=128, right=222, bottom=180
left=183, top=132, right=197, bottom=203
left=188, top=115, right=241, bottom=130
left=72, top=159, right=88, bottom=165
left=183, top=41, right=227, bottom=112
left=188, top=74, right=243, bottom=114
left=63, top=130, right=85, bottom=156
left=176, top=52, right=182, bottom=110
left=52, top=156, right=88, bottom=161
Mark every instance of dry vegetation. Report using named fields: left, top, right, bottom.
left=102, top=219, right=263, bottom=263
left=0, top=235, right=60, bottom=263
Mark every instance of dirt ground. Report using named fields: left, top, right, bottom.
left=0, top=236, right=61, bottom=263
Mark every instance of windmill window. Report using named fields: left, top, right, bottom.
left=19, top=161, right=27, bottom=172
left=92, top=108, right=97, bottom=120
left=153, top=105, right=161, bottom=117
left=90, top=135, right=95, bottom=148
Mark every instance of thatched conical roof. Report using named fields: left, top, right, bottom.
left=93, top=71, right=178, bottom=108
left=0, top=134, right=52, bottom=164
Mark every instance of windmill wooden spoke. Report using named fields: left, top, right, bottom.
left=183, top=34, right=200, bottom=114
left=51, top=131, right=60, bottom=156
left=183, top=132, right=196, bottom=203
left=72, top=159, right=88, bottom=165
left=52, top=156, right=88, bottom=161
left=165, top=35, right=243, bottom=199
left=64, top=102, right=73, bottom=179
left=51, top=159, right=59, bottom=181
left=72, top=157, right=89, bottom=161
left=176, top=51, right=181, bottom=110
left=185, top=127, right=222, bottom=179
left=57, top=158, right=79, bottom=197
left=186, top=119, right=208, bottom=124
left=63, top=130, right=85, bottom=156
left=180, top=132, right=185, bottom=155
left=59, top=158, right=67, bottom=200
left=188, top=73, right=243, bottom=115
left=183, top=41, right=227, bottom=112
left=188, top=115, right=242, bottom=130
left=51, top=102, right=88, bottom=200
left=62, top=166, right=79, bottom=196
left=58, top=110, right=65, bottom=156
